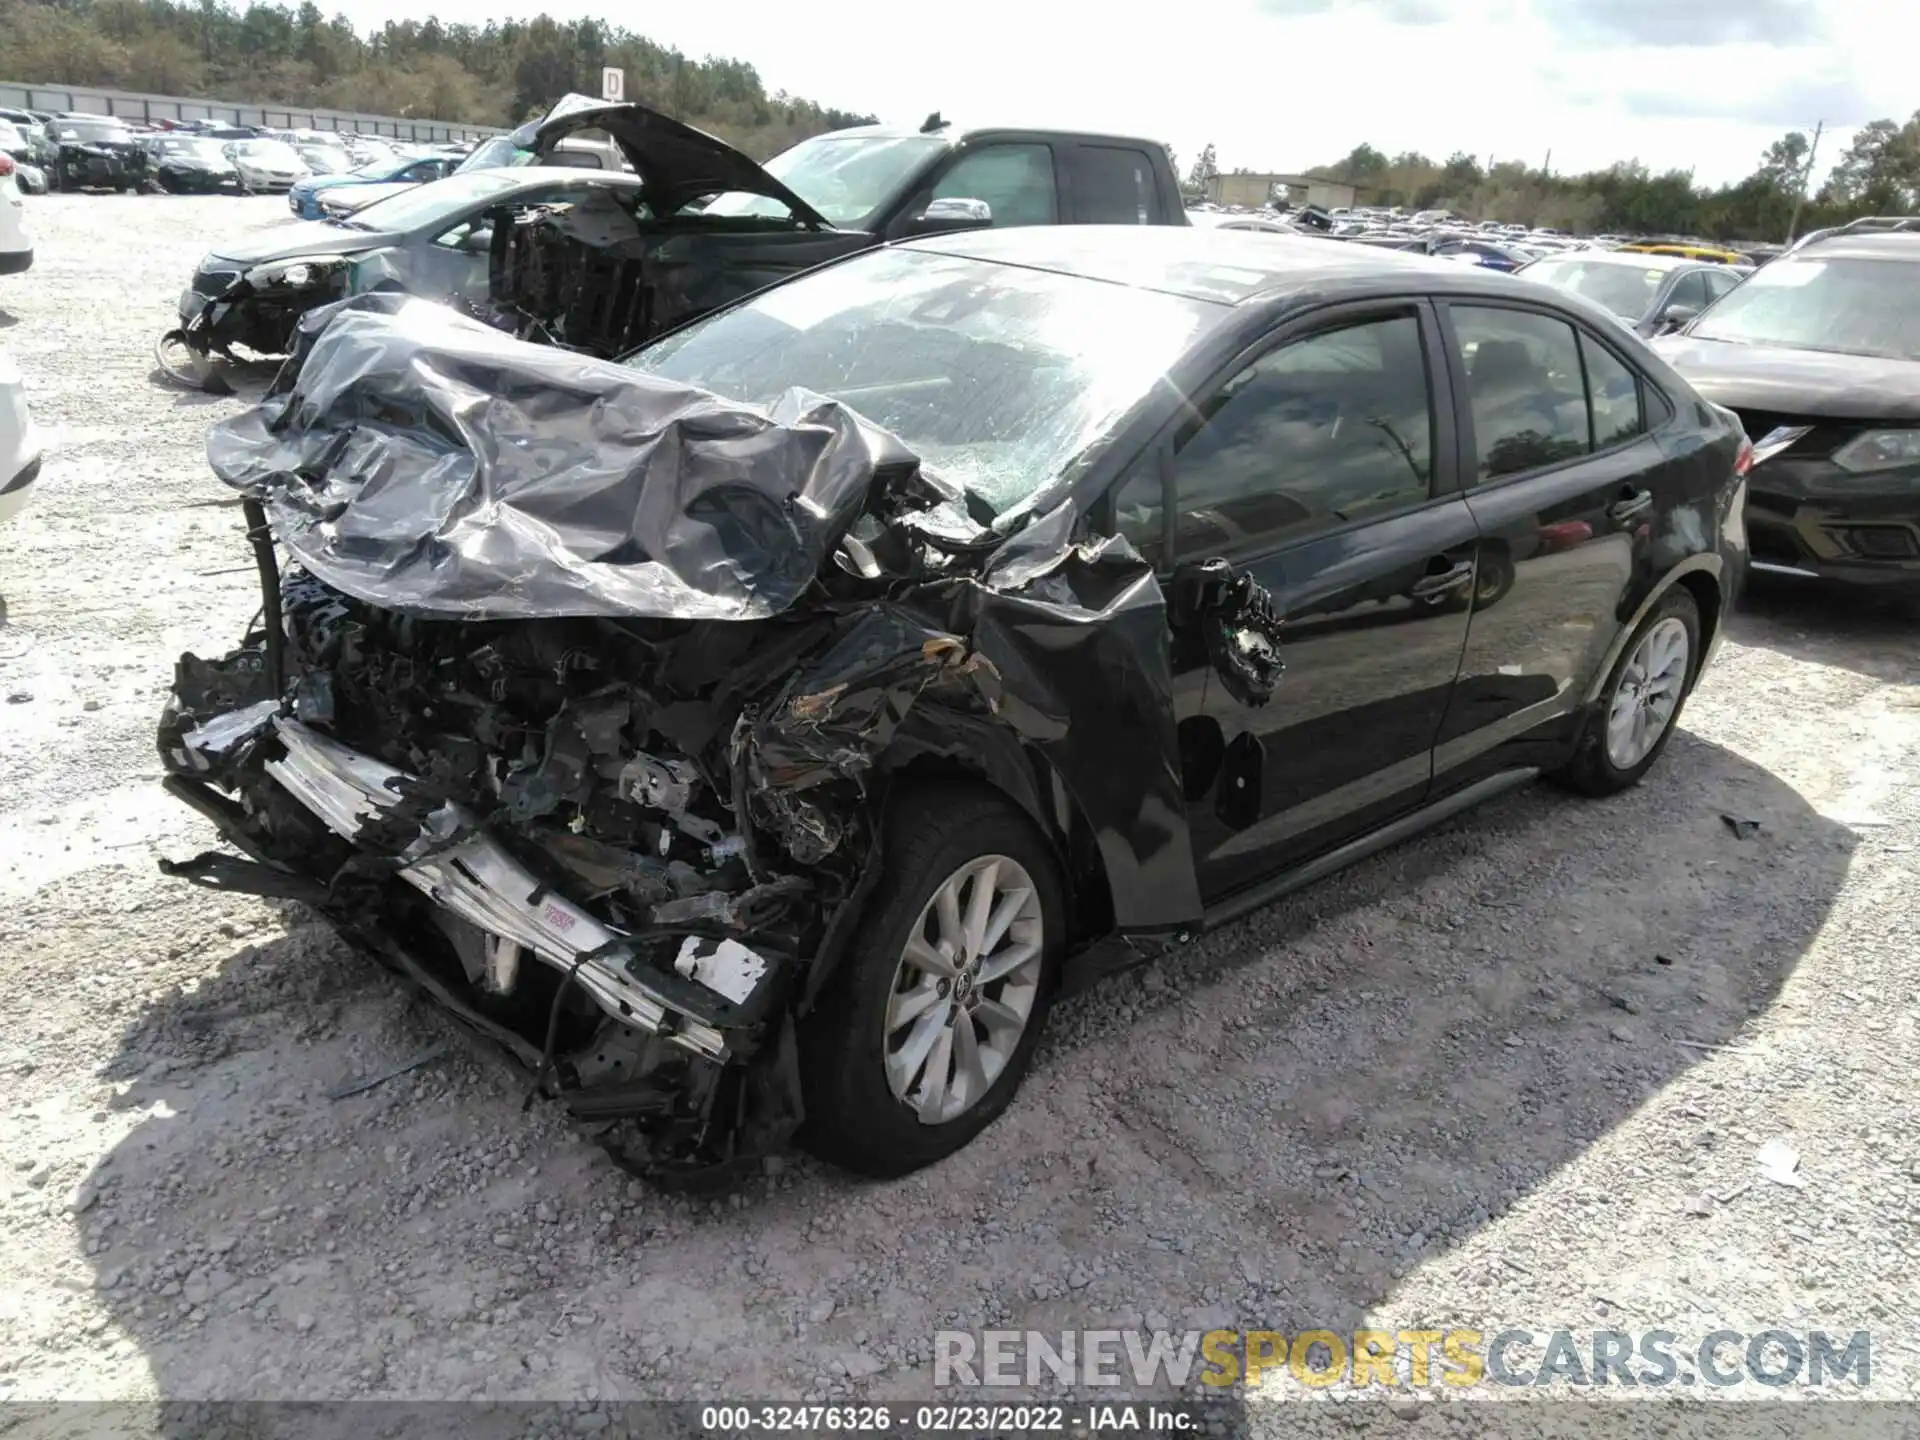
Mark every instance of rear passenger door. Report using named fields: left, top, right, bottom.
left=1110, top=302, right=1478, bottom=902
left=1063, top=143, right=1169, bottom=224
left=1431, top=302, right=1673, bottom=792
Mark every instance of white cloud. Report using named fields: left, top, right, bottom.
left=330, top=0, right=1909, bottom=187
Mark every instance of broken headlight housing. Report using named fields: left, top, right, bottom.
left=245, top=256, right=347, bottom=290
left=1832, top=429, right=1920, bottom=476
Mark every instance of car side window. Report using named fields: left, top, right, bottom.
left=1071, top=145, right=1161, bottom=224
left=1580, top=334, right=1646, bottom=449
left=1448, top=306, right=1589, bottom=482
left=1702, top=269, right=1740, bottom=301
left=1667, top=271, right=1711, bottom=310
left=931, top=144, right=1058, bottom=227
left=1164, top=314, right=1436, bottom=559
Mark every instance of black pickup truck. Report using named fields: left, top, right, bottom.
left=491, top=104, right=1191, bottom=356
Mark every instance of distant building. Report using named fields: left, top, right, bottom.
left=1204, top=172, right=1358, bottom=210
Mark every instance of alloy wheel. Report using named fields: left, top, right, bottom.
left=883, top=854, right=1045, bottom=1125
left=1605, top=615, right=1690, bottom=769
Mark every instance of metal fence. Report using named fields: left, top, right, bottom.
left=0, top=79, right=502, bottom=143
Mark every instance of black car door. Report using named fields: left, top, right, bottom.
left=1429, top=300, right=1674, bottom=791
left=1110, top=300, right=1478, bottom=904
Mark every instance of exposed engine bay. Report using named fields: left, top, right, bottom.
left=155, top=296, right=1286, bottom=1184
left=488, top=189, right=864, bottom=357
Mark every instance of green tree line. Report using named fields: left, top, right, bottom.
left=1189, top=118, right=1920, bottom=241
left=1, top=0, right=876, bottom=157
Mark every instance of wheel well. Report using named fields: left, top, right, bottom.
left=1674, top=570, right=1722, bottom=675
left=882, top=754, right=1115, bottom=946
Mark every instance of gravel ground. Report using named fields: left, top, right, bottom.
left=1, top=196, right=1916, bottom=1418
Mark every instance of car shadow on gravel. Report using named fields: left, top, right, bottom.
left=147, top=359, right=281, bottom=404
left=66, top=734, right=1850, bottom=1405
left=0, top=308, right=18, bottom=329
left=1729, top=576, right=1919, bottom=683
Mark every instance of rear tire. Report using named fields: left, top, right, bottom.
left=797, top=783, right=1064, bottom=1178
left=1553, top=587, right=1700, bottom=797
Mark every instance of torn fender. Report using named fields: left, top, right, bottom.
left=742, top=504, right=1204, bottom=931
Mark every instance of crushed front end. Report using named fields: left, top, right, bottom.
left=159, top=558, right=834, bottom=1185
left=155, top=295, right=1277, bottom=1183
left=156, top=256, right=357, bottom=394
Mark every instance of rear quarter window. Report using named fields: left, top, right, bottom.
left=1072, top=145, right=1163, bottom=224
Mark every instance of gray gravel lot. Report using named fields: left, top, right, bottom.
left=0, top=196, right=1916, bottom=1417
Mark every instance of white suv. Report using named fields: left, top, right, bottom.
left=0, top=148, right=31, bottom=275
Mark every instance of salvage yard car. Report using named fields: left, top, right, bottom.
left=1654, top=221, right=1920, bottom=603
left=144, top=134, right=241, bottom=194
left=0, top=149, right=30, bottom=275
left=227, top=138, right=310, bottom=193
left=156, top=165, right=644, bottom=390
left=1518, top=249, right=1743, bottom=338
left=288, top=150, right=458, bottom=219
left=155, top=229, right=1747, bottom=1183
left=42, top=115, right=148, bottom=192
left=157, top=98, right=1186, bottom=388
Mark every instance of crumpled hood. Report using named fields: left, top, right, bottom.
left=530, top=95, right=830, bottom=228
left=1653, top=334, right=1920, bottom=421
left=205, top=296, right=936, bottom=621
left=206, top=219, right=401, bottom=267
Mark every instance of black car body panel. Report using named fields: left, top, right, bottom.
left=155, top=231, right=1741, bottom=1181
left=1654, top=235, right=1920, bottom=591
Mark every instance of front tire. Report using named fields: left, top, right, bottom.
left=1553, top=587, right=1700, bottom=797
left=798, top=783, right=1064, bottom=1178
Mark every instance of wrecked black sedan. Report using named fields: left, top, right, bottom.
left=158, top=229, right=1747, bottom=1185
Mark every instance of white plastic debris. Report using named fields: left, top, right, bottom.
left=674, top=936, right=769, bottom=1006
left=1756, top=1138, right=1805, bottom=1188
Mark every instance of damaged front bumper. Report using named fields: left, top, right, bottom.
left=157, top=259, right=354, bottom=394
left=157, top=576, right=819, bottom=1185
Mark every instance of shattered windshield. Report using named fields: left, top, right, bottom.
left=630, top=247, right=1218, bottom=518
left=701, top=134, right=948, bottom=226
left=1689, top=257, right=1920, bottom=361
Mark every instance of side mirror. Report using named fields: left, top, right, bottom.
left=1658, top=304, right=1699, bottom=334
left=894, top=195, right=993, bottom=238
left=458, top=226, right=493, bottom=253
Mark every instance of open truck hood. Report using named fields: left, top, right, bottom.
left=528, top=95, right=831, bottom=229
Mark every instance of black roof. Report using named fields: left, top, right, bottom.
left=823, top=119, right=1168, bottom=151
left=903, top=225, right=1466, bottom=306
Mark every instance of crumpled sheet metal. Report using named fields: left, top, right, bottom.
left=206, top=298, right=921, bottom=622
left=746, top=506, right=1205, bottom=930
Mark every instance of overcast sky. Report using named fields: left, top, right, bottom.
left=330, top=0, right=1907, bottom=187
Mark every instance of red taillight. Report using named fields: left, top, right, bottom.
left=0, top=153, right=14, bottom=179
left=1734, top=436, right=1755, bottom=477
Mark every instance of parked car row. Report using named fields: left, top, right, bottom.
left=0, top=107, right=480, bottom=196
